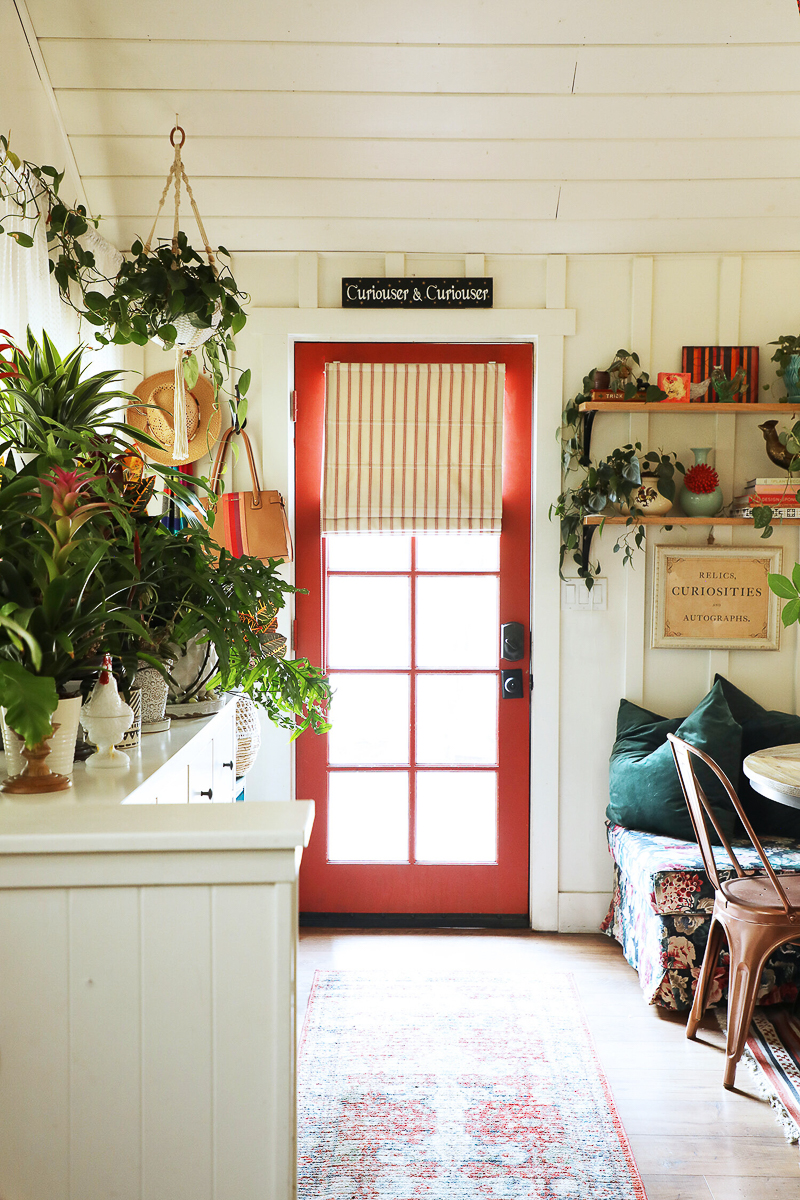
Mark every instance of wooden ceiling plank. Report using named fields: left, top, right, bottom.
left=82, top=177, right=562, bottom=222
left=69, top=135, right=800, bottom=183
left=25, top=0, right=799, bottom=45
left=40, top=39, right=800, bottom=96
left=54, top=90, right=800, bottom=141
left=99, top=215, right=800, bottom=257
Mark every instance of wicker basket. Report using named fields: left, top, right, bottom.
left=234, top=694, right=261, bottom=777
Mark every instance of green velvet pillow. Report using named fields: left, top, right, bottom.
left=606, top=680, right=742, bottom=842
left=714, top=675, right=800, bottom=838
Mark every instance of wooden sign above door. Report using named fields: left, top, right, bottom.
left=342, top=278, right=493, bottom=308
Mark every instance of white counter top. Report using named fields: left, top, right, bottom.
left=0, top=711, right=224, bottom=806
left=0, top=799, right=315, bottom=855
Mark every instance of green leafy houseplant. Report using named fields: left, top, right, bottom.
left=0, top=136, right=249, bottom=424
left=769, top=565, right=800, bottom=628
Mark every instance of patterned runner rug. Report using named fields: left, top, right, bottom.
left=717, top=1007, right=800, bottom=1146
left=297, top=971, right=647, bottom=1199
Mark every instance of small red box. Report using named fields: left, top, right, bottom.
left=657, top=372, right=691, bottom=403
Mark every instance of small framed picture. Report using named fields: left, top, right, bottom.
left=652, top=545, right=783, bottom=650
left=657, top=371, right=692, bottom=403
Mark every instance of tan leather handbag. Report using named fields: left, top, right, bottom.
left=205, top=427, right=293, bottom=563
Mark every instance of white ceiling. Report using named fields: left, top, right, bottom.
left=5, top=0, right=800, bottom=254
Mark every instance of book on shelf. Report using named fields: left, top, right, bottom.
left=731, top=506, right=800, bottom=519
left=735, top=492, right=800, bottom=507
left=744, top=477, right=799, bottom=490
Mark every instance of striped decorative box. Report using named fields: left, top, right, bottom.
left=681, top=345, right=760, bottom=403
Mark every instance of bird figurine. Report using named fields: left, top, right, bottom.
left=759, top=420, right=800, bottom=472
left=689, top=377, right=711, bottom=401
left=710, top=364, right=746, bottom=403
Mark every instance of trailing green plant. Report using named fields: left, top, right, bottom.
left=555, top=353, right=679, bottom=587
left=552, top=444, right=683, bottom=586
left=768, top=335, right=800, bottom=377
left=0, top=136, right=250, bottom=425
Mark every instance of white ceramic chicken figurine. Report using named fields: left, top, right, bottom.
left=82, top=654, right=134, bottom=771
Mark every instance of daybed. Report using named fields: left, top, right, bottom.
left=602, top=821, right=800, bottom=1010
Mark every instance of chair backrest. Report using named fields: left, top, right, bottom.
left=667, top=732, right=793, bottom=914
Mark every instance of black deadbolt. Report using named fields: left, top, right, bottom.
left=501, top=669, right=524, bottom=699
left=500, top=621, right=525, bottom=662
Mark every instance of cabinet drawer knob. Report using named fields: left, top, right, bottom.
left=222, top=761, right=234, bottom=770
left=199, top=788, right=213, bottom=799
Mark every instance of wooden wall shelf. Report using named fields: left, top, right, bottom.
left=577, top=401, right=797, bottom=414
left=583, top=515, right=800, bottom=526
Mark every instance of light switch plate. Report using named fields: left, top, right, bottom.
left=560, top=578, right=607, bottom=611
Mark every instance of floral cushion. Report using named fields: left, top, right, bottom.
left=603, top=822, right=800, bottom=1010
left=606, top=822, right=800, bottom=916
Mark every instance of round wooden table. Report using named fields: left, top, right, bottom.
left=743, top=744, right=800, bottom=811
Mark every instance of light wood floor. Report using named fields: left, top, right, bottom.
left=298, top=929, right=800, bottom=1200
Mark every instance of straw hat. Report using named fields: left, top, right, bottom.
left=127, top=371, right=222, bottom=466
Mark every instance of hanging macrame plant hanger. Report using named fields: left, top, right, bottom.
left=143, top=124, right=219, bottom=462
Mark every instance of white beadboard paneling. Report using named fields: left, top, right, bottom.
left=56, top=91, right=800, bottom=141
left=41, top=40, right=800, bottom=96
left=68, top=888, right=142, bottom=1200
left=82, top=177, right=562, bottom=221
left=230, top=252, right=301, bottom=308
left=213, top=883, right=296, bottom=1200
left=26, top=0, right=797, bottom=43
left=70, top=136, right=800, bottom=183
left=488, top=255, right=547, bottom=309
left=0, top=889, right=70, bottom=1200
left=141, top=887, right=213, bottom=1200
left=651, top=256, right=720, bottom=371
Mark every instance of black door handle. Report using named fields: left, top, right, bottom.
left=501, top=622, right=525, bottom=661
left=199, top=788, right=213, bottom=799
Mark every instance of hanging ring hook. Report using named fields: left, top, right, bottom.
left=170, top=124, right=186, bottom=149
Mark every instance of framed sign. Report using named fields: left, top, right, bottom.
left=342, top=277, right=493, bottom=308
left=652, top=545, right=783, bottom=650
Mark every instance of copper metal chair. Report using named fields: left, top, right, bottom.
left=667, top=732, right=800, bottom=1088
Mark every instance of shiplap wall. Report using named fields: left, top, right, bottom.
left=186, top=247, right=800, bottom=932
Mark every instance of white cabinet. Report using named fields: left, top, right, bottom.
left=0, top=708, right=314, bottom=1200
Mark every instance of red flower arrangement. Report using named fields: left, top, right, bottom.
left=683, top=463, right=719, bottom=494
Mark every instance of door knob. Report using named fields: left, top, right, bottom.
left=501, top=622, right=525, bottom=661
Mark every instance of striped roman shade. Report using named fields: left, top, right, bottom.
left=321, top=362, right=505, bottom=533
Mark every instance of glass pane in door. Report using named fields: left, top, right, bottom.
left=327, top=576, right=410, bottom=668
left=415, top=575, right=499, bottom=669
left=415, top=771, right=497, bottom=863
left=328, top=771, right=409, bottom=862
left=416, top=673, right=498, bottom=765
left=327, top=673, right=410, bottom=765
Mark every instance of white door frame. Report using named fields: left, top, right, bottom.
left=246, top=303, right=575, bottom=930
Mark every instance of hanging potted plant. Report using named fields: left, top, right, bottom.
left=1, top=129, right=250, bottom=440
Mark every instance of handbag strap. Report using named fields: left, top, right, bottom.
left=208, top=426, right=262, bottom=507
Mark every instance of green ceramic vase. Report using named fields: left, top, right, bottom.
left=679, top=447, right=723, bottom=517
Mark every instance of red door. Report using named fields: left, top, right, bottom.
left=295, top=342, right=532, bottom=916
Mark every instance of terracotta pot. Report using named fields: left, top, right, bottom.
left=1, top=695, right=82, bottom=778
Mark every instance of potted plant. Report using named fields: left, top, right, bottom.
left=0, top=328, right=152, bottom=461
left=767, top=335, right=800, bottom=403
left=552, top=443, right=684, bottom=583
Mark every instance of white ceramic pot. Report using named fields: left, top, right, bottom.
left=1, top=695, right=82, bottom=778
left=137, top=660, right=173, bottom=731
left=617, top=480, right=673, bottom=518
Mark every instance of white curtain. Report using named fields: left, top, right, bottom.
left=0, top=164, right=123, bottom=372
